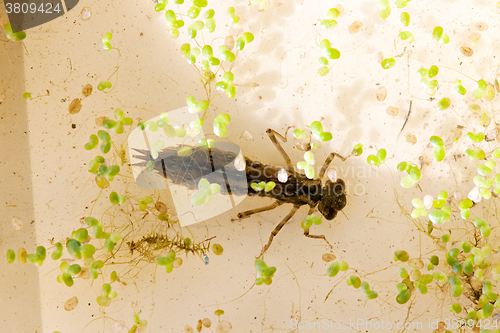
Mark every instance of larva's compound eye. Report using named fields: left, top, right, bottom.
left=319, top=179, right=346, bottom=220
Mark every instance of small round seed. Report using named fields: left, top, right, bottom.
left=64, top=296, right=78, bottom=311
left=376, top=87, right=387, bottom=101
left=349, top=21, right=363, bottom=34
left=68, top=98, right=82, bottom=114
left=386, top=106, right=398, bottom=116
left=460, top=46, right=473, bottom=57
left=470, top=32, right=481, bottom=44
left=322, top=253, right=336, bottom=262
left=405, top=133, right=417, bottom=145
left=82, top=84, right=93, bottom=97
left=474, top=22, right=488, bottom=31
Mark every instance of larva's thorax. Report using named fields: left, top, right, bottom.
left=245, top=159, right=323, bottom=207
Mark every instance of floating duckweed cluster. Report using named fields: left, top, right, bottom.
left=430, top=135, right=445, bottom=161
left=397, top=161, right=422, bottom=188
left=297, top=151, right=316, bottom=178
left=391, top=238, right=500, bottom=321
left=354, top=106, right=500, bottom=319
left=130, top=314, right=148, bottom=332
left=300, top=214, right=322, bottom=230
left=191, top=178, right=221, bottom=205
left=325, top=259, right=378, bottom=300
left=254, top=259, right=277, bottom=285
left=366, top=148, right=387, bottom=166
left=310, top=121, right=333, bottom=142
left=103, top=109, right=133, bottom=134
left=7, top=0, right=500, bottom=331
left=400, top=11, right=410, bottom=26
left=318, top=39, right=340, bottom=76
left=213, top=113, right=231, bottom=137
left=328, top=14, right=500, bottom=317
left=377, top=0, right=391, bottom=19
left=398, top=30, right=414, bottom=42
left=320, top=8, right=339, bottom=29
left=381, top=56, right=396, bottom=69
left=432, top=26, right=450, bottom=44
left=149, top=0, right=256, bottom=139
left=326, top=260, right=348, bottom=277
left=101, top=32, right=113, bottom=51
left=3, top=24, right=26, bottom=41
left=250, top=181, right=276, bottom=192
left=97, top=81, right=112, bottom=91
left=437, top=97, right=451, bottom=110
left=351, top=143, right=363, bottom=156
left=386, top=120, right=500, bottom=328
left=156, top=250, right=181, bottom=273
left=5, top=67, right=229, bottom=330
left=291, top=120, right=335, bottom=179
left=418, top=65, right=439, bottom=95
left=454, top=79, right=467, bottom=95
left=473, top=79, right=495, bottom=100
left=215, top=72, right=236, bottom=98
left=6, top=249, right=15, bottom=263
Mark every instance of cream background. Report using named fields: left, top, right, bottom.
left=0, top=0, right=498, bottom=332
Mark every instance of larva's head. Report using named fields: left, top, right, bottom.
left=318, top=179, right=347, bottom=220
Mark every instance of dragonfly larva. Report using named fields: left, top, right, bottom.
left=133, top=128, right=347, bottom=258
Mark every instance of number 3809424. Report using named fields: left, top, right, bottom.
left=6, top=2, right=62, bottom=14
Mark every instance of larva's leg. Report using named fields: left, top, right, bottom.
left=258, top=205, right=300, bottom=259
left=303, top=228, right=333, bottom=250
left=232, top=200, right=284, bottom=221
left=318, top=153, right=346, bottom=180
left=303, top=206, right=333, bottom=249
left=266, top=127, right=294, bottom=172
